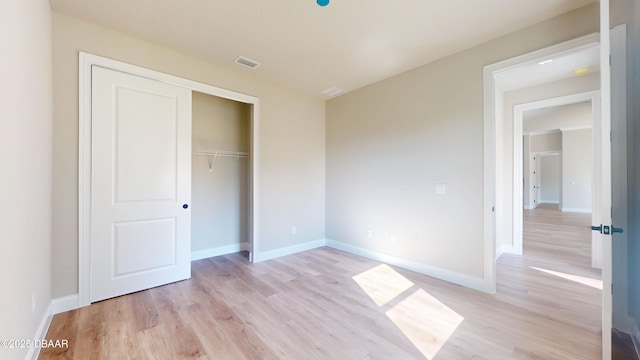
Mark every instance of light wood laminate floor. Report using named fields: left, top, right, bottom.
left=41, top=205, right=601, bottom=359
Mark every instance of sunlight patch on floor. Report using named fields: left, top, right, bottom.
left=353, top=265, right=464, bottom=359
left=530, top=266, right=603, bottom=290
left=385, top=288, right=464, bottom=359
left=352, top=264, right=414, bottom=307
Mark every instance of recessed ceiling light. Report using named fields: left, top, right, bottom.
left=538, top=59, right=553, bottom=65
left=320, top=86, right=345, bottom=97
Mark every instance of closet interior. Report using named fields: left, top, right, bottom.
left=191, top=91, right=251, bottom=259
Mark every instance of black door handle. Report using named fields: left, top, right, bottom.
left=592, top=224, right=624, bottom=235
left=182, top=204, right=189, bottom=209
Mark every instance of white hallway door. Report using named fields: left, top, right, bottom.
left=90, top=66, right=192, bottom=303
left=533, top=155, right=540, bottom=208
left=539, top=154, right=560, bottom=205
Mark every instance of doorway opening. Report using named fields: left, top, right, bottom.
left=191, top=92, right=252, bottom=262
left=529, top=150, right=562, bottom=210
left=482, top=33, right=601, bottom=293
left=484, top=21, right=629, bottom=360
left=482, top=31, right=604, bottom=355
left=512, top=94, right=600, bottom=262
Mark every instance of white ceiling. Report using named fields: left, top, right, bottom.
left=49, top=0, right=595, bottom=97
left=495, top=44, right=600, bottom=92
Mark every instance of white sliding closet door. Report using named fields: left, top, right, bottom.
left=90, top=66, right=192, bottom=303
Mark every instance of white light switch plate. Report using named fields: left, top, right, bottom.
left=435, top=183, right=446, bottom=195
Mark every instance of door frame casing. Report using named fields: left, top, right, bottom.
left=78, top=52, right=260, bottom=307
left=482, top=32, right=600, bottom=294
left=513, top=91, right=599, bottom=258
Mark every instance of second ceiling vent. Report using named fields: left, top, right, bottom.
left=235, top=56, right=261, bottom=69
left=320, top=86, right=345, bottom=97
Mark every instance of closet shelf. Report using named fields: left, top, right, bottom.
left=192, top=147, right=249, bottom=158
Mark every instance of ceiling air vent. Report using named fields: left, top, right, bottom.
left=320, top=86, right=345, bottom=97
left=234, top=56, right=261, bottom=69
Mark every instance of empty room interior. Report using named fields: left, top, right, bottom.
left=2, top=0, right=640, bottom=359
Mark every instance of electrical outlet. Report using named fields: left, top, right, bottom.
left=366, top=229, right=373, bottom=238
left=291, top=226, right=297, bottom=235
left=32, top=292, right=36, bottom=313
left=389, top=234, right=397, bottom=244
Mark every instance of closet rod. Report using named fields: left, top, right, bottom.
left=192, top=148, right=249, bottom=158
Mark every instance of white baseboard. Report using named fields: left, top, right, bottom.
left=524, top=205, right=534, bottom=210
left=27, top=301, right=54, bottom=360
left=561, top=207, right=592, bottom=213
left=191, top=242, right=249, bottom=261
left=51, top=294, right=80, bottom=315
left=27, top=294, right=81, bottom=359
left=496, top=244, right=515, bottom=259
left=325, top=239, right=487, bottom=293
left=540, top=200, right=559, bottom=204
left=254, top=239, right=326, bottom=263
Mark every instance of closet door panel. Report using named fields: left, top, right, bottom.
left=90, top=65, right=192, bottom=303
